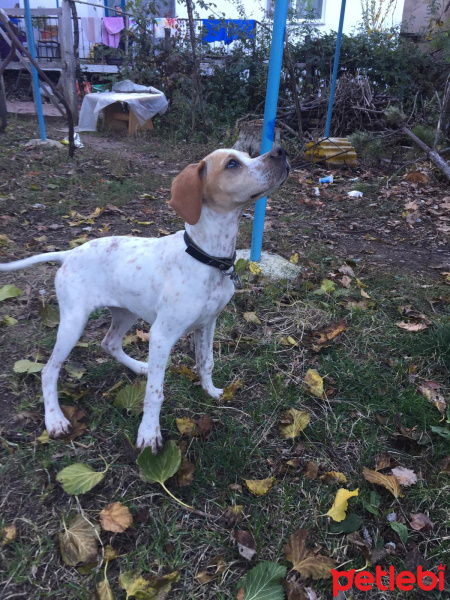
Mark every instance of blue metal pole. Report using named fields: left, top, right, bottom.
left=250, top=0, right=289, bottom=263
left=324, top=0, right=346, bottom=138
left=23, top=0, right=46, bottom=140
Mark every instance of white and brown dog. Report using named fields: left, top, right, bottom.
left=0, top=147, right=289, bottom=452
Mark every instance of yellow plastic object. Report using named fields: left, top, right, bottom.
left=305, top=137, right=357, bottom=166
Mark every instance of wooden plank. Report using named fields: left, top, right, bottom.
left=59, top=0, right=78, bottom=120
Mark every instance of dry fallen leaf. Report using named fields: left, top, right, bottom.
left=59, top=514, right=100, bottom=566
left=170, top=365, right=200, bottom=382
left=135, top=329, right=150, bottom=342
left=303, top=369, right=324, bottom=398
left=304, top=461, right=319, bottom=481
left=233, top=529, right=256, bottom=561
left=176, top=417, right=198, bottom=436
left=320, top=471, right=347, bottom=485
left=363, top=466, right=401, bottom=497
left=59, top=405, right=87, bottom=442
left=279, top=408, right=311, bottom=439
left=223, top=505, right=245, bottom=526
left=197, top=414, right=213, bottom=440
left=404, top=172, right=428, bottom=184
left=410, top=513, right=434, bottom=531
left=311, top=320, right=347, bottom=352
left=1, top=524, right=16, bottom=546
left=244, top=312, right=262, bottom=325
left=439, top=456, right=450, bottom=475
left=99, top=502, right=133, bottom=533
left=244, top=477, right=276, bottom=496
left=417, top=380, right=446, bottom=414
left=326, top=488, right=359, bottom=522
left=374, top=452, right=396, bottom=471
left=221, top=379, right=244, bottom=402
left=391, top=467, right=418, bottom=487
left=284, top=529, right=335, bottom=579
left=177, top=456, right=195, bottom=487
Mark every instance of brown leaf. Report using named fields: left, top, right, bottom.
left=284, top=530, right=335, bottom=579
left=410, top=513, right=434, bottom=531
left=228, top=483, right=243, bottom=493
left=311, top=320, right=347, bottom=352
left=338, top=264, right=355, bottom=278
left=99, top=502, right=133, bottom=533
left=391, top=467, right=418, bottom=487
left=283, top=580, right=312, bottom=600
left=439, top=456, right=450, bottom=474
left=397, top=320, right=430, bottom=332
left=237, top=588, right=245, bottom=600
left=417, top=381, right=447, bottom=414
left=304, top=461, right=318, bottom=481
left=339, top=275, right=352, bottom=289
left=374, top=452, right=396, bottom=470
left=404, top=172, right=428, bottom=184
left=177, top=457, right=195, bottom=487
left=405, top=546, right=427, bottom=571
left=196, top=571, right=215, bottom=584
left=135, top=329, right=150, bottom=342
left=197, top=414, right=213, bottom=440
left=320, top=471, right=347, bottom=485
left=362, top=467, right=401, bottom=497
left=223, top=505, right=245, bottom=526
left=59, top=405, right=87, bottom=442
left=59, top=514, right=100, bottom=566
left=233, top=529, right=256, bottom=561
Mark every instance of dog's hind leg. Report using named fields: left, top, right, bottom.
left=42, top=308, right=90, bottom=437
left=101, top=307, right=147, bottom=375
left=195, top=319, right=223, bottom=399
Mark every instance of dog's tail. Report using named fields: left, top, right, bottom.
left=0, top=251, right=68, bottom=272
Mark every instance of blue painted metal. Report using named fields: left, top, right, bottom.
left=23, top=0, right=46, bottom=140
left=324, top=0, right=346, bottom=138
left=250, top=0, right=289, bottom=263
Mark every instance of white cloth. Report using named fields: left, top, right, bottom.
left=77, top=89, right=169, bottom=132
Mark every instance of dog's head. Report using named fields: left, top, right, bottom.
left=169, top=147, right=289, bottom=225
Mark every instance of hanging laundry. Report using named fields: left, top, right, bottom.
left=81, top=17, right=101, bottom=43
left=102, top=16, right=124, bottom=48
left=154, top=17, right=179, bottom=39
left=225, top=19, right=255, bottom=44
left=202, top=19, right=228, bottom=44
left=202, top=19, right=255, bottom=45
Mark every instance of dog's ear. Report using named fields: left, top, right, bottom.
left=169, top=161, right=205, bottom=225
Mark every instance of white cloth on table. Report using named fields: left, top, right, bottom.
left=77, top=89, right=169, bottom=132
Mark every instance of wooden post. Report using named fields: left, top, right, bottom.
left=185, top=0, right=207, bottom=136
left=59, top=0, right=78, bottom=120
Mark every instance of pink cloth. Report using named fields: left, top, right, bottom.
left=102, top=17, right=124, bottom=48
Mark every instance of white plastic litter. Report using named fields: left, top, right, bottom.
left=347, top=190, right=363, bottom=198
left=314, top=187, right=320, bottom=196
left=77, top=87, right=168, bottom=132
left=112, top=80, right=155, bottom=93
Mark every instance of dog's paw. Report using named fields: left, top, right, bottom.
left=46, top=414, right=71, bottom=438
left=136, top=424, right=163, bottom=455
left=203, top=384, right=223, bottom=400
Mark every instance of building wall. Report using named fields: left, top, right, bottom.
left=402, top=0, right=450, bottom=33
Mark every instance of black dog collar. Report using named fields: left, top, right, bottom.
left=184, top=231, right=242, bottom=289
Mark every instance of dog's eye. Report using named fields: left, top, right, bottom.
left=226, top=159, right=239, bottom=169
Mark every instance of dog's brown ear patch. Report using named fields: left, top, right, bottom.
left=169, top=161, right=205, bottom=225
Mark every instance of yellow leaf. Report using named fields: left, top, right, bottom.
left=249, top=261, right=262, bottom=275
left=36, top=430, right=50, bottom=444
left=360, top=289, right=371, bottom=299
left=176, top=417, right=199, bottom=436
left=363, top=466, right=401, bottom=497
left=221, top=379, right=244, bottom=402
left=303, top=369, right=324, bottom=398
left=96, top=576, right=115, bottom=600
left=244, top=312, right=261, bottom=325
left=326, top=488, right=359, bottom=522
left=99, top=502, right=133, bottom=533
left=279, top=336, right=299, bottom=347
left=1, top=524, right=16, bottom=546
left=320, top=471, right=348, bottom=485
left=279, top=408, right=310, bottom=439
left=290, top=253, right=299, bottom=264
left=244, top=477, right=276, bottom=496
left=170, top=365, right=199, bottom=381
left=104, top=545, right=118, bottom=561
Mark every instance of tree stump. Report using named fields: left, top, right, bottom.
left=233, top=120, right=282, bottom=157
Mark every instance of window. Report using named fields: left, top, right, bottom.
left=267, top=0, right=324, bottom=21
left=296, top=0, right=323, bottom=19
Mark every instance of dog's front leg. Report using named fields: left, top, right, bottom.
left=195, top=319, right=223, bottom=400
left=136, top=323, right=179, bottom=453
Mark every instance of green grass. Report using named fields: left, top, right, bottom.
left=0, top=121, right=449, bottom=599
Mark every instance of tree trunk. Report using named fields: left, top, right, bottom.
left=284, top=32, right=303, bottom=143
left=402, top=125, right=450, bottom=182
left=185, top=0, right=206, bottom=137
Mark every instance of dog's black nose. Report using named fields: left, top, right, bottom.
left=269, top=146, right=286, bottom=159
